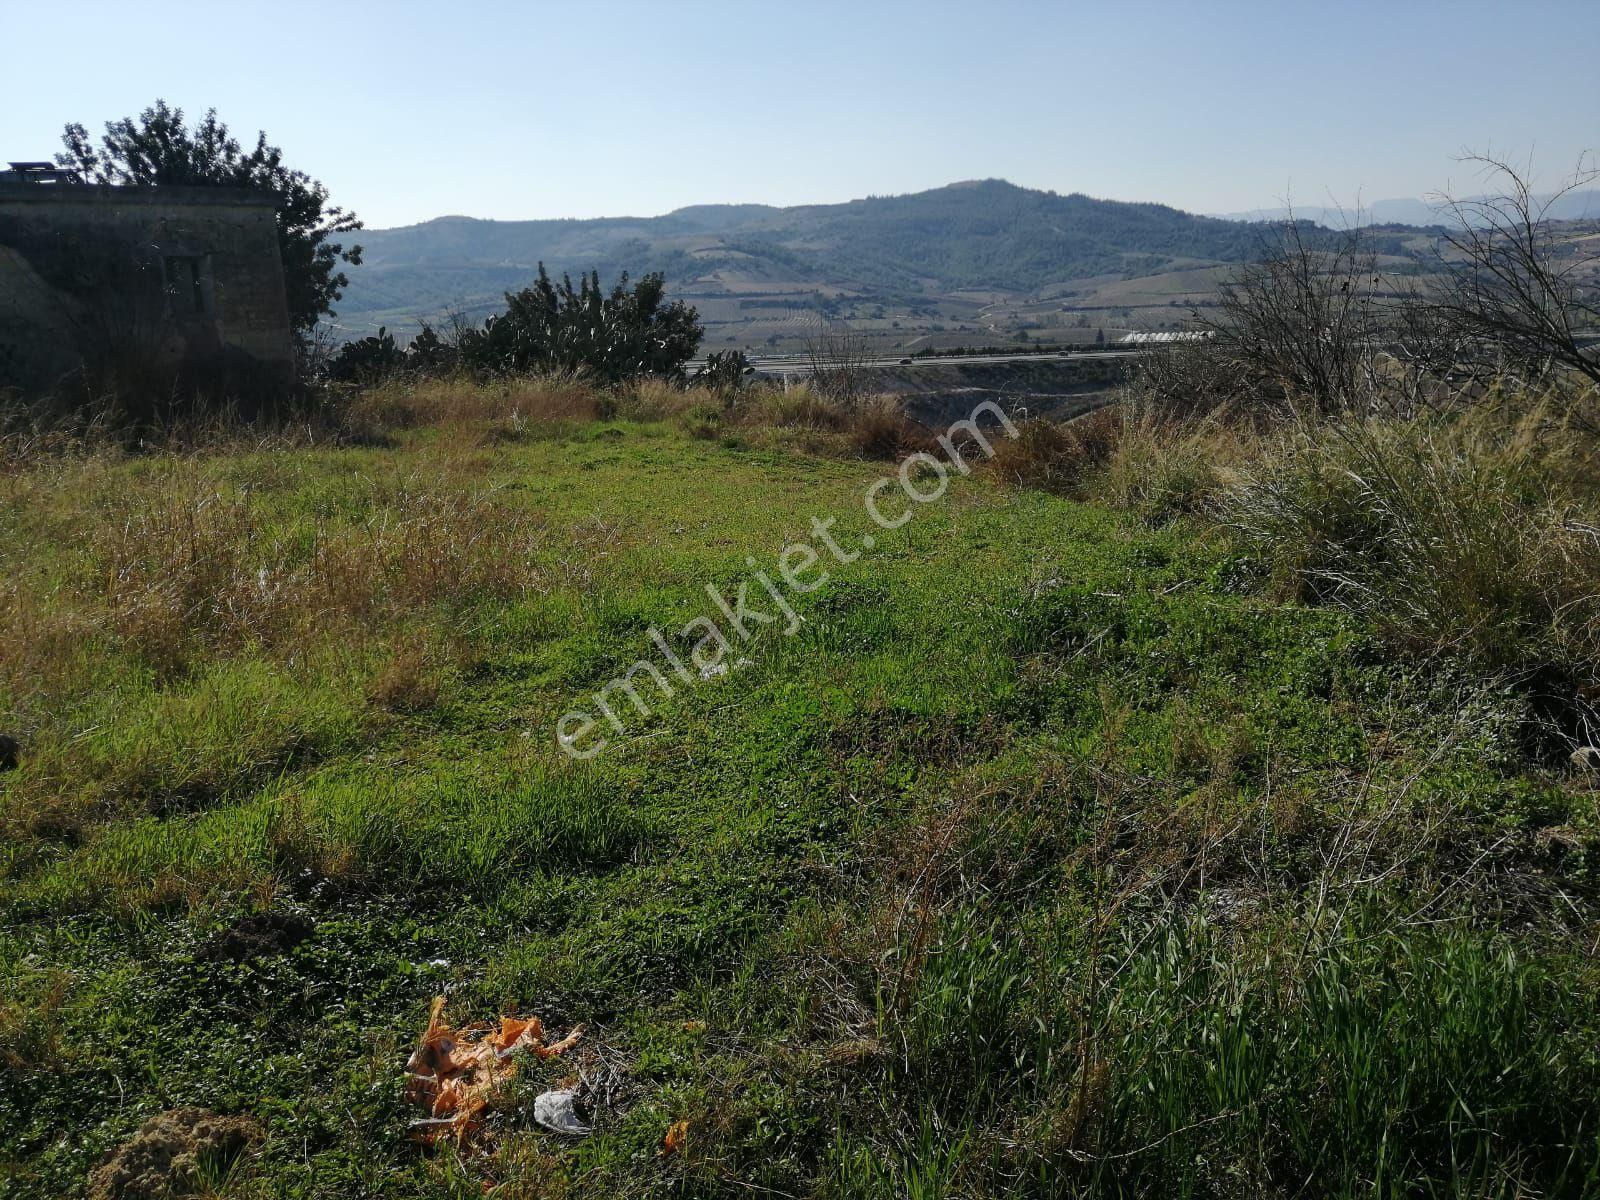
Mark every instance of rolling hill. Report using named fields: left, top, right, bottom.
left=332, top=179, right=1428, bottom=350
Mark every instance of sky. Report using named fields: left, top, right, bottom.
left=3, top=0, right=1597, bottom=230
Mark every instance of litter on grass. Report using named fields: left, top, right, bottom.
left=405, top=996, right=584, bottom=1144
left=661, top=1119, right=689, bottom=1157
left=533, top=1088, right=591, bottom=1136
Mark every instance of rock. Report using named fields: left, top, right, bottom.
left=88, top=1108, right=259, bottom=1200
left=1571, top=746, right=1600, bottom=772
left=195, top=911, right=313, bottom=963
left=0, top=734, right=18, bottom=771
left=1203, top=885, right=1262, bottom=924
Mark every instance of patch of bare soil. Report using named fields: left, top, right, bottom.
left=88, top=1108, right=260, bottom=1200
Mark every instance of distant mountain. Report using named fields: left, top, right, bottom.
left=335, top=180, right=1327, bottom=337
left=1215, top=190, right=1600, bottom=229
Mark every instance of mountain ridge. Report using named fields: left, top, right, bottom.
left=1213, top=190, right=1600, bottom=228
left=333, top=179, right=1423, bottom=342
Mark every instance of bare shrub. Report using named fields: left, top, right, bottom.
left=849, top=396, right=938, bottom=460
left=1425, top=154, right=1600, bottom=391
left=806, top=320, right=875, bottom=407
left=1125, top=339, right=1255, bottom=423
left=1206, top=218, right=1383, bottom=413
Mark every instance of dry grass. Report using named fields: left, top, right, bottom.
left=846, top=396, right=940, bottom=460
left=0, top=457, right=590, bottom=697
left=975, top=357, right=1600, bottom=717
left=1007, top=360, right=1600, bottom=725
left=983, top=406, right=1120, bottom=496
left=1226, top=400, right=1600, bottom=692
left=1092, top=409, right=1240, bottom=521
left=0, top=408, right=626, bottom=842
left=349, top=374, right=600, bottom=429
left=0, top=965, right=71, bottom=1072
left=649, top=382, right=940, bottom=460
left=6, top=366, right=1600, bottom=1198
left=42, top=468, right=560, bottom=680
left=745, top=386, right=855, bottom=431
left=4, top=371, right=946, bottom=778
left=609, top=376, right=706, bottom=422
left=366, top=632, right=455, bottom=714
left=344, top=374, right=602, bottom=452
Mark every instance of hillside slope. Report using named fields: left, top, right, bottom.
left=337, top=180, right=1303, bottom=337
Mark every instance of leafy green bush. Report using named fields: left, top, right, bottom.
left=454, top=265, right=702, bottom=382
left=326, top=325, right=404, bottom=384
left=327, top=266, right=703, bottom=386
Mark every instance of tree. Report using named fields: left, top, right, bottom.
left=1204, top=217, right=1380, bottom=412
left=804, top=318, right=872, bottom=405
left=454, top=265, right=703, bottom=381
left=1424, top=154, right=1600, bottom=389
left=57, top=101, right=362, bottom=338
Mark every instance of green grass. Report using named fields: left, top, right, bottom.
left=2, top=404, right=1597, bottom=1198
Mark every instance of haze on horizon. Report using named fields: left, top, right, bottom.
left=3, top=0, right=1596, bottom=230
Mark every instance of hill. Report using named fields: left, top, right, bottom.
left=336, top=180, right=1417, bottom=347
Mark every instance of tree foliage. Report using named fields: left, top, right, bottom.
left=459, top=266, right=701, bottom=380
left=58, top=100, right=362, bottom=337
left=329, top=266, right=702, bottom=384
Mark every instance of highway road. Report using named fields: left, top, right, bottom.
left=691, top=348, right=1147, bottom=375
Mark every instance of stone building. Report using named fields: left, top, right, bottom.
left=0, top=162, right=295, bottom=398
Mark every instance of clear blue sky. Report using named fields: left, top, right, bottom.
left=3, top=0, right=1595, bottom=229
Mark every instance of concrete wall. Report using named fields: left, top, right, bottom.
left=0, top=183, right=294, bottom=396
